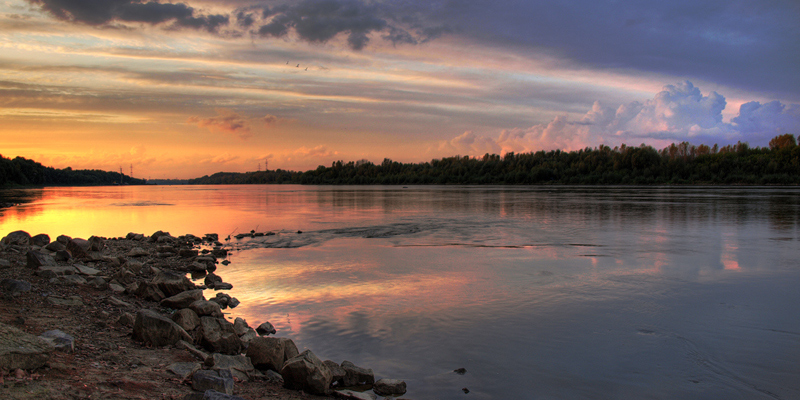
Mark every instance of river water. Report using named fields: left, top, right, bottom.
left=1, top=185, right=799, bottom=399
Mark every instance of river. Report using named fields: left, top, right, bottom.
left=2, top=185, right=799, bottom=399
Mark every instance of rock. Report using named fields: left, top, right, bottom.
left=265, top=370, right=283, bottom=383
left=172, top=308, right=201, bottom=332
left=373, top=379, right=407, bottom=396
left=26, top=250, right=56, bottom=268
left=39, top=330, right=75, bottom=353
left=221, top=260, right=230, bottom=265
left=44, top=241, right=66, bottom=252
left=324, top=360, right=346, bottom=386
left=228, top=297, right=240, bottom=309
left=153, top=271, right=195, bottom=297
left=157, top=245, right=176, bottom=254
left=233, top=318, right=249, bottom=337
left=256, top=322, right=277, bottom=336
left=167, top=361, right=202, bottom=380
left=0, top=278, right=31, bottom=296
left=88, top=236, right=105, bottom=251
left=210, top=353, right=255, bottom=382
left=46, top=295, right=84, bottom=306
left=177, top=340, right=210, bottom=362
left=133, top=309, right=192, bottom=347
left=192, top=369, right=234, bottom=395
left=180, top=249, right=199, bottom=258
left=113, top=268, right=136, bottom=285
left=117, top=312, right=136, bottom=327
left=239, top=329, right=258, bottom=346
left=184, top=390, right=247, bottom=400
left=54, top=250, right=71, bottom=262
left=161, top=289, right=205, bottom=309
left=211, top=248, right=227, bottom=257
left=341, top=361, right=374, bottom=387
left=49, top=274, right=87, bottom=286
left=190, top=261, right=207, bottom=272
left=205, top=233, right=219, bottom=241
left=281, top=349, right=333, bottom=395
left=125, top=260, right=144, bottom=274
left=197, top=317, right=242, bottom=355
left=73, top=264, right=101, bottom=276
left=56, top=235, right=71, bottom=245
left=30, top=233, right=50, bottom=246
left=212, top=282, right=233, bottom=290
left=66, top=238, right=92, bottom=259
left=134, top=282, right=166, bottom=302
left=0, top=322, right=54, bottom=370
left=204, top=273, right=223, bottom=286
left=210, top=293, right=231, bottom=309
left=127, top=247, right=149, bottom=257
left=0, top=258, right=11, bottom=269
left=245, top=337, right=286, bottom=371
left=107, top=296, right=133, bottom=308
left=189, top=300, right=224, bottom=318
left=88, top=277, right=109, bottom=290
left=334, top=389, right=377, bottom=400
left=109, top=283, right=125, bottom=293
left=36, top=265, right=78, bottom=277
left=1, top=230, right=31, bottom=246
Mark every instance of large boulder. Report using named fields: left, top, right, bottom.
left=172, top=308, right=201, bottom=332
left=245, top=337, right=286, bottom=372
left=341, top=360, right=374, bottom=386
left=133, top=309, right=192, bottom=347
left=153, top=271, right=195, bottom=297
left=88, top=236, right=105, bottom=251
left=280, top=350, right=333, bottom=395
left=161, top=289, right=205, bottom=309
left=324, top=360, right=346, bottom=386
left=134, top=282, right=166, bottom=302
left=197, top=317, right=242, bottom=355
left=0, top=322, right=54, bottom=370
left=1, top=230, right=31, bottom=246
left=30, top=233, right=50, bottom=247
left=26, top=250, right=56, bottom=268
left=66, top=238, right=92, bottom=259
left=233, top=318, right=250, bottom=337
left=189, top=300, right=223, bottom=318
left=256, top=322, right=276, bottom=336
left=192, top=369, right=233, bottom=395
left=210, top=353, right=255, bottom=382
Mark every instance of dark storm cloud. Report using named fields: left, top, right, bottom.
left=26, top=0, right=229, bottom=32
left=431, top=0, right=800, bottom=99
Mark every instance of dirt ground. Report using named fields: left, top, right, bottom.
left=0, top=235, right=340, bottom=400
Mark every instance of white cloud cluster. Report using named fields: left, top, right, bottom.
left=441, top=81, right=800, bottom=156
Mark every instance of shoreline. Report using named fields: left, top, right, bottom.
left=0, top=230, right=406, bottom=400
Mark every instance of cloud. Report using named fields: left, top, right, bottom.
left=188, top=108, right=251, bottom=139
left=440, top=81, right=800, bottom=155
left=26, top=0, right=229, bottom=32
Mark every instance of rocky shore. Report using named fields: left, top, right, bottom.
left=0, top=230, right=409, bottom=400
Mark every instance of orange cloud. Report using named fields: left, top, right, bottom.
left=188, top=108, right=252, bottom=139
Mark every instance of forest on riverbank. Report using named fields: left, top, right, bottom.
left=189, top=134, right=800, bottom=185
left=0, top=155, right=145, bottom=187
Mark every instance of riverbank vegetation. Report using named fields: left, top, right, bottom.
left=189, top=134, right=800, bottom=185
left=0, top=155, right=145, bottom=187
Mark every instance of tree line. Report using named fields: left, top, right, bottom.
left=0, top=155, right=146, bottom=187
left=188, top=134, right=800, bottom=186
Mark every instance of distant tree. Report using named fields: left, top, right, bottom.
left=769, top=134, right=797, bottom=151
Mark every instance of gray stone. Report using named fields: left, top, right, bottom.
left=197, top=317, right=242, bottom=355
left=134, top=282, right=166, bottom=302
left=88, top=236, right=105, bottom=251
left=204, top=273, right=223, bottom=286
left=0, top=258, right=11, bottom=269
left=233, top=318, right=249, bottom=337
left=127, top=247, right=149, bottom=257
left=265, top=370, right=283, bottom=383
left=324, top=360, right=346, bottom=386
left=2, top=230, right=31, bottom=246
left=153, top=271, right=195, bottom=297
left=180, top=249, right=199, bottom=258
left=335, top=390, right=377, bottom=400
left=162, top=289, right=206, bottom=309
left=54, top=250, right=71, bottom=262
left=184, top=390, right=247, bottom=400
left=157, top=245, right=176, bottom=254
left=0, top=322, right=54, bottom=370
left=39, top=330, right=75, bottom=353
left=190, top=261, right=208, bottom=272
left=341, top=360, right=375, bottom=387
left=167, top=361, right=202, bottom=380
left=66, top=238, right=92, bottom=259
left=373, top=379, right=407, bottom=396
left=113, top=268, right=136, bottom=285
left=172, top=308, right=201, bottom=332
left=281, top=349, right=333, bottom=395
left=133, top=309, right=192, bottom=347
left=44, top=241, right=66, bottom=252
left=107, top=296, right=133, bottom=308
left=88, top=277, right=108, bottom=290
left=46, top=295, right=84, bottom=306
left=125, top=260, right=144, bottom=274
left=109, top=283, right=125, bottom=293
left=49, top=274, right=87, bottom=286
left=73, top=264, right=101, bottom=276
left=189, top=300, right=224, bottom=318
left=239, top=328, right=258, bottom=346
left=117, top=312, right=136, bottom=327
left=56, top=235, right=71, bottom=245
left=245, top=336, right=287, bottom=371
left=30, top=233, right=50, bottom=247
left=177, top=340, right=210, bottom=362
left=26, top=250, right=56, bottom=268
left=36, top=265, right=78, bottom=277
left=256, top=321, right=277, bottom=336
left=210, top=353, right=255, bottom=382
left=228, top=297, right=240, bottom=308
left=192, top=370, right=234, bottom=395
left=0, top=278, right=31, bottom=296
left=212, top=282, right=233, bottom=290
left=210, top=293, right=231, bottom=309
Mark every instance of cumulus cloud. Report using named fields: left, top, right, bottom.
left=26, top=0, right=228, bottom=32
left=440, top=81, right=800, bottom=156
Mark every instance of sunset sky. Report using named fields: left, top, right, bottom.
left=1, top=0, right=799, bottom=179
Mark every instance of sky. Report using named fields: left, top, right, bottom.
left=1, top=0, right=799, bottom=179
